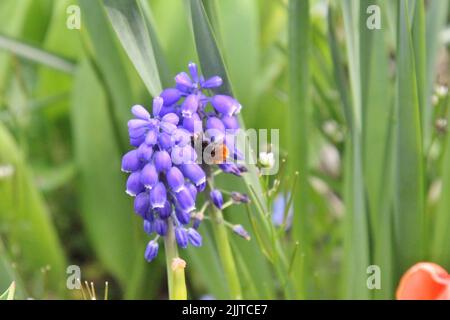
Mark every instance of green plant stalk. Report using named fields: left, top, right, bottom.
left=207, top=176, right=242, bottom=299
left=164, top=223, right=187, bottom=300
left=288, top=0, right=310, bottom=298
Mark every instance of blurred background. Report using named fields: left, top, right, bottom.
left=0, top=0, right=449, bottom=299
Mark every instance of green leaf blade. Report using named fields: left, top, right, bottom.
left=288, top=0, right=310, bottom=299
left=103, top=0, right=162, bottom=97
left=394, top=0, right=425, bottom=274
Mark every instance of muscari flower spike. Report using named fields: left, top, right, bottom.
left=122, top=62, right=249, bottom=262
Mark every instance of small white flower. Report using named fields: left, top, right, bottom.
left=259, top=152, right=275, bottom=169
left=436, top=85, right=448, bottom=98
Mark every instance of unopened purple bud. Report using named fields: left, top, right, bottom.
left=183, top=113, right=202, bottom=133
left=210, top=95, right=241, bottom=116
left=193, top=216, right=202, bottom=229
left=129, top=130, right=148, bottom=145
left=150, top=182, right=167, bottom=208
left=231, top=192, right=250, bottom=204
left=175, top=188, right=195, bottom=212
left=131, top=104, right=150, bottom=120
left=181, top=94, right=199, bottom=118
left=122, top=149, right=141, bottom=172
left=175, top=72, right=193, bottom=91
left=153, top=96, right=163, bottom=117
left=206, top=117, right=225, bottom=141
left=154, top=151, right=172, bottom=172
left=130, top=136, right=145, bottom=147
left=197, top=183, right=206, bottom=192
left=232, top=224, right=251, bottom=240
left=221, top=115, right=240, bottom=131
left=187, top=228, right=202, bottom=247
left=158, top=132, right=174, bottom=149
left=137, top=143, right=153, bottom=161
left=134, top=192, right=150, bottom=217
left=140, top=163, right=158, bottom=189
left=128, top=119, right=149, bottom=131
left=161, top=113, right=179, bottom=125
left=145, top=130, right=158, bottom=145
left=143, top=220, right=153, bottom=234
left=157, top=201, right=172, bottom=219
left=201, top=76, right=223, bottom=89
left=126, top=171, right=144, bottom=196
left=166, top=167, right=185, bottom=193
left=144, top=240, right=159, bottom=262
left=160, top=121, right=177, bottom=134
left=188, top=62, right=199, bottom=83
left=237, top=164, right=248, bottom=173
left=175, top=227, right=189, bottom=249
left=210, top=189, right=223, bottom=209
left=180, top=164, right=206, bottom=189
left=175, top=208, right=191, bottom=225
left=160, top=88, right=181, bottom=106
left=158, top=105, right=178, bottom=117
left=153, top=218, right=168, bottom=236
left=206, top=117, right=225, bottom=132
left=128, top=130, right=147, bottom=144
left=218, top=163, right=245, bottom=176
left=186, top=183, right=198, bottom=200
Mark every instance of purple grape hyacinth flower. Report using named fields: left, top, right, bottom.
left=210, top=189, right=224, bottom=209
left=187, top=228, right=202, bottom=247
left=145, top=240, right=159, bottom=262
left=175, top=227, right=189, bottom=248
left=231, top=192, right=250, bottom=204
left=232, top=225, right=251, bottom=241
left=122, top=62, right=250, bottom=262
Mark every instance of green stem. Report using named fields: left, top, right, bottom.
left=207, top=176, right=242, bottom=299
left=164, top=222, right=187, bottom=300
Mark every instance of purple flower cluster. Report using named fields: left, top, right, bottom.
left=122, top=63, right=247, bottom=262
